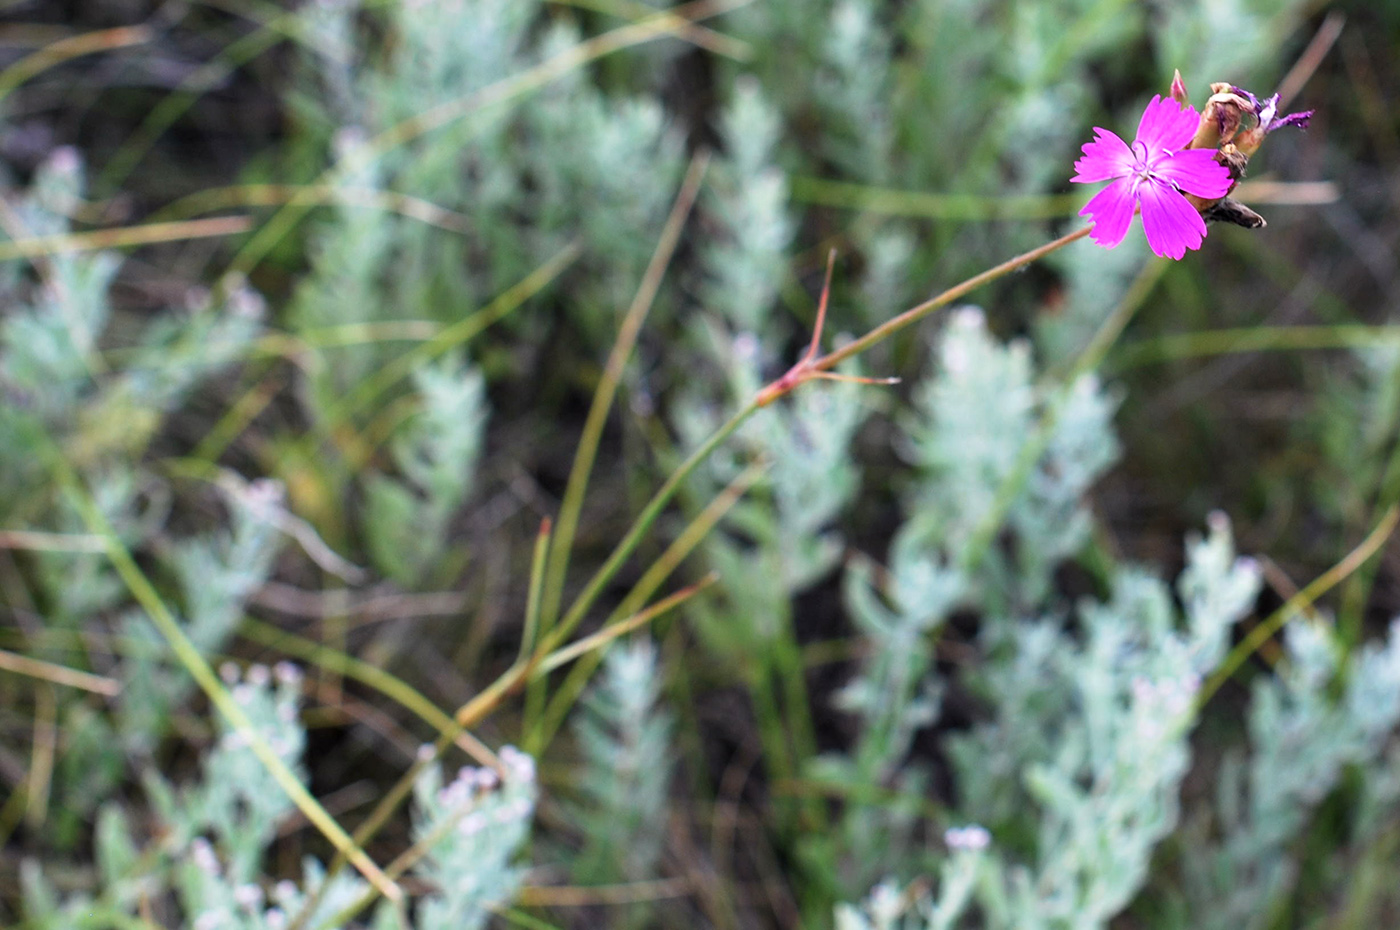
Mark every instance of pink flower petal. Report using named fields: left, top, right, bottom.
left=1079, top=177, right=1136, bottom=249
left=1072, top=128, right=1135, bottom=183
left=1134, top=94, right=1200, bottom=153
left=1153, top=148, right=1233, bottom=199
left=1138, top=179, right=1208, bottom=260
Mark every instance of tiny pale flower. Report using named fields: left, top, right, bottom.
left=1072, top=94, right=1234, bottom=260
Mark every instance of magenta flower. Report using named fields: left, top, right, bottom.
left=1072, top=95, right=1234, bottom=260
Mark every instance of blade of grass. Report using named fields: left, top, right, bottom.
left=791, top=177, right=1081, bottom=221
left=0, top=530, right=106, bottom=552
left=495, top=907, right=565, bottom=930
left=0, top=24, right=151, bottom=104
left=547, top=0, right=751, bottom=60
left=1195, top=504, right=1400, bottom=714
left=0, top=649, right=120, bottom=695
left=519, top=518, right=554, bottom=667
left=237, top=617, right=500, bottom=770
left=96, top=21, right=288, bottom=192
left=151, top=184, right=474, bottom=233
left=25, top=683, right=57, bottom=830
left=1110, top=324, right=1400, bottom=371
left=520, top=517, right=555, bottom=737
left=538, top=150, right=710, bottom=635
left=516, top=878, right=693, bottom=907
left=533, top=573, right=718, bottom=676
left=530, top=461, right=766, bottom=753
left=0, top=216, right=253, bottom=261
left=45, top=446, right=402, bottom=903
left=190, top=370, right=283, bottom=464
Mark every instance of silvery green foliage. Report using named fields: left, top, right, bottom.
left=27, top=664, right=540, bottom=930
left=816, top=0, right=895, bottom=181
left=947, top=520, right=1258, bottom=927
left=859, top=224, right=918, bottom=325
left=0, top=148, right=267, bottom=838
left=806, top=548, right=963, bottom=893
left=162, top=664, right=368, bottom=930
left=292, top=0, right=679, bottom=340
left=1, top=149, right=261, bottom=441
left=1, top=150, right=107, bottom=417
left=681, top=354, right=869, bottom=659
left=839, top=521, right=1260, bottom=928
left=838, top=548, right=964, bottom=781
left=1036, top=229, right=1149, bottom=366
left=1182, top=619, right=1400, bottom=930
left=834, top=847, right=986, bottom=930
left=1157, top=0, right=1301, bottom=90
left=19, top=803, right=163, bottom=929
left=0, top=148, right=260, bottom=538
left=289, top=130, right=395, bottom=411
left=567, top=639, right=674, bottom=885
left=523, top=51, right=682, bottom=325
left=363, top=353, right=487, bottom=586
left=373, top=0, right=538, bottom=128
left=176, top=663, right=307, bottom=885
left=700, top=78, right=794, bottom=334
left=411, top=746, right=537, bottom=930
left=22, top=665, right=366, bottom=930
left=116, top=483, right=284, bottom=759
left=33, top=468, right=140, bottom=625
left=176, top=482, right=286, bottom=654
left=1310, top=346, right=1400, bottom=528
left=900, top=307, right=1119, bottom=608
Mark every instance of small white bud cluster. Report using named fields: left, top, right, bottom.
left=193, top=911, right=228, bottom=930
left=190, top=837, right=221, bottom=876
left=232, top=883, right=264, bottom=911
left=431, top=747, right=536, bottom=836
left=943, top=823, right=991, bottom=852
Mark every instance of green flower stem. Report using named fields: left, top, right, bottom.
left=547, top=225, right=1095, bottom=655
left=815, top=225, right=1093, bottom=374
left=539, top=151, right=710, bottom=637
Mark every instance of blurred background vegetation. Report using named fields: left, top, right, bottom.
left=2, top=0, right=1399, bottom=927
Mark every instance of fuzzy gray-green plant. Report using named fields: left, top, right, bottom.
left=409, top=745, right=537, bottom=930
left=565, top=639, right=674, bottom=887
left=23, top=664, right=540, bottom=930
left=1178, top=618, right=1400, bottom=930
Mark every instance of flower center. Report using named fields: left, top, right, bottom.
left=1130, top=139, right=1154, bottom=180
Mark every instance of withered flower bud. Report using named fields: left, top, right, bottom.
left=1226, top=86, right=1314, bottom=157
left=1180, top=79, right=1313, bottom=228
left=1189, top=83, right=1254, bottom=151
